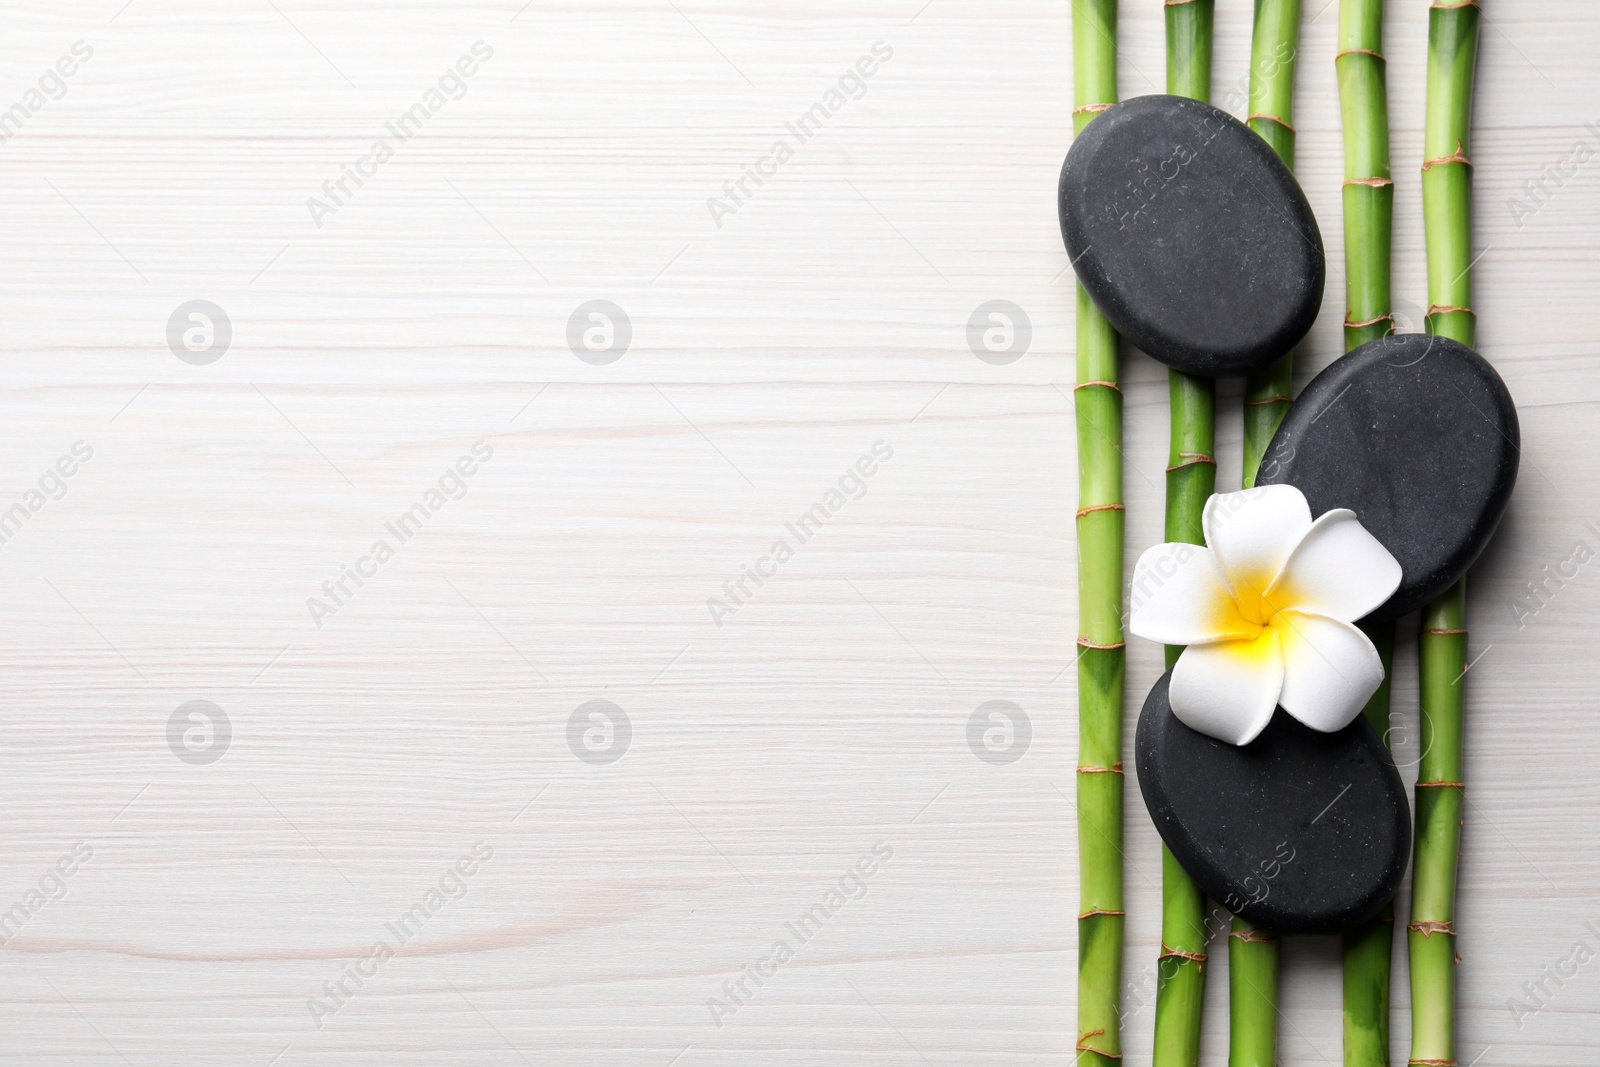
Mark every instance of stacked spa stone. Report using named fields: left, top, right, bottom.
left=1058, top=94, right=1518, bottom=935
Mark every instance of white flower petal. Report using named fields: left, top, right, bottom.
left=1202, top=486, right=1313, bottom=620
left=1130, top=542, right=1259, bottom=646
left=1169, top=630, right=1284, bottom=746
left=1274, top=610, right=1385, bottom=733
left=1265, top=508, right=1402, bottom=623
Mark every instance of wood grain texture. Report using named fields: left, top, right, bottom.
left=0, top=1, right=1595, bottom=1063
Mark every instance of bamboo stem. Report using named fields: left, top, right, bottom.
left=1166, top=0, right=1214, bottom=101
left=1229, top=920, right=1280, bottom=1067
left=1154, top=5, right=1215, bottom=1065
left=1410, top=6, right=1478, bottom=1064
left=1421, top=1, right=1479, bottom=350
left=1230, top=3, right=1302, bottom=1062
left=1412, top=584, right=1467, bottom=1067
left=1241, top=0, right=1304, bottom=488
left=1337, top=1, right=1397, bottom=1063
left=1157, top=845, right=1210, bottom=1067
left=1337, top=0, right=1394, bottom=352
left=1344, top=622, right=1397, bottom=1067
left=1073, top=2, right=1124, bottom=1062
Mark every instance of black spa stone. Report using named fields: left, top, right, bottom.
left=1257, top=333, right=1519, bottom=620
left=1136, top=672, right=1410, bottom=936
left=1057, top=94, right=1324, bottom=378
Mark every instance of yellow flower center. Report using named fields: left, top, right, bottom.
left=1214, top=565, right=1299, bottom=640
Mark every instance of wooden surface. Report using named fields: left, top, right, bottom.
left=1, top=1, right=1597, bottom=1063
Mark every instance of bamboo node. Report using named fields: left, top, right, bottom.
left=1417, top=780, right=1465, bottom=789
left=1427, top=305, right=1475, bottom=318
left=1074, top=379, right=1123, bottom=393
left=1164, top=0, right=1203, bottom=6
left=1076, top=637, right=1125, bottom=650
left=1248, top=112, right=1296, bottom=133
left=1423, top=627, right=1467, bottom=635
left=1229, top=927, right=1278, bottom=943
left=1408, top=920, right=1456, bottom=937
left=1076, top=503, right=1125, bottom=518
left=1345, top=313, right=1395, bottom=329
left=1079, top=909, right=1126, bottom=919
left=1409, top=1060, right=1458, bottom=1067
left=1073, top=103, right=1114, bottom=116
left=1078, top=762, right=1124, bottom=775
left=1076, top=1030, right=1123, bottom=1058
left=1422, top=141, right=1472, bottom=171
left=1244, top=394, right=1293, bottom=407
left=1343, top=177, right=1393, bottom=188
left=1335, top=48, right=1386, bottom=62
left=1431, top=0, right=1480, bottom=8
left=1166, top=452, right=1217, bottom=471
left=1159, top=944, right=1208, bottom=962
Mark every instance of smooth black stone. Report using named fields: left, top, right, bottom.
left=1136, top=672, right=1410, bottom=936
left=1257, top=333, right=1520, bottom=620
left=1057, top=94, right=1324, bottom=378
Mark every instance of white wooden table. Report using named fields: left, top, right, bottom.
left=1, top=1, right=1595, bottom=1063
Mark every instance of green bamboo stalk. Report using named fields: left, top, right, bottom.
left=1337, top=0, right=1395, bottom=352
left=1072, top=2, right=1124, bottom=1063
left=1166, top=0, right=1214, bottom=101
left=1344, top=623, right=1397, bottom=1067
left=1241, top=0, right=1304, bottom=488
left=1155, top=4, right=1216, bottom=1066
left=1156, top=844, right=1209, bottom=1067
left=1336, top=2, right=1397, bottom=1063
left=1229, top=920, right=1280, bottom=1067
left=1411, top=8, right=1479, bottom=1064
left=1229, top=4, right=1302, bottom=1063
left=1421, top=1, right=1479, bottom=350
left=1412, top=583, right=1467, bottom=1067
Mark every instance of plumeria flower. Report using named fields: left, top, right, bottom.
left=1129, top=484, right=1402, bottom=746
